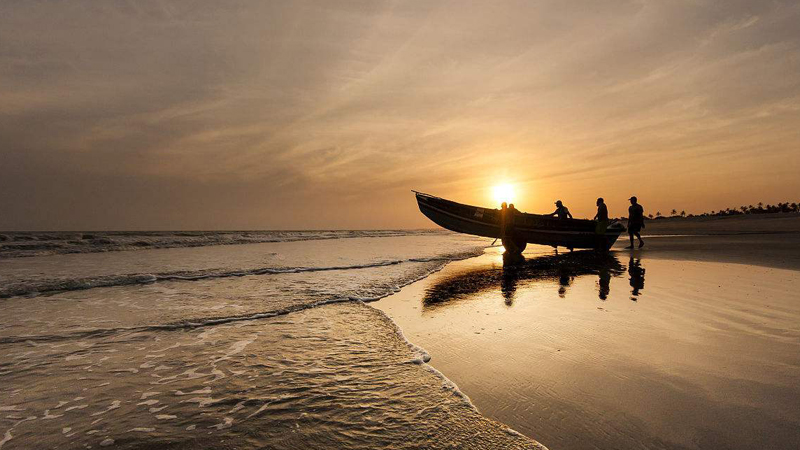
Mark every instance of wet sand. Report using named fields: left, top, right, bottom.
left=373, top=234, right=800, bottom=450
left=616, top=233, right=800, bottom=270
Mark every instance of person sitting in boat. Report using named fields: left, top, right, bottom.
left=549, top=200, right=573, bottom=220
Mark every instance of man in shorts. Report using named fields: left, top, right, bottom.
left=627, top=196, right=645, bottom=249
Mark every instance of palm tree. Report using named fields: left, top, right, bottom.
left=656, top=211, right=662, bottom=218
left=680, top=210, right=686, bottom=217
left=670, top=209, right=678, bottom=217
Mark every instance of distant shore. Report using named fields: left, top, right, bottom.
left=635, top=211, right=800, bottom=235
left=615, top=212, right=800, bottom=270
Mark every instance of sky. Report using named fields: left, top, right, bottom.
left=1, top=0, right=799, bottom=230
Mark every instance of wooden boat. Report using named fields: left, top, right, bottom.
left=414, top=191, right=626, bottom=252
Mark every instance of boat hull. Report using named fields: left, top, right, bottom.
left=415, top=192, right=625, bottom=251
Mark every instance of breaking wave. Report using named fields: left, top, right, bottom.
left=0, top=229, right=449, bottom=258
left=0, top=248, right=484, bottom=299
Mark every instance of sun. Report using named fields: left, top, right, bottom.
left=492, top=183, right=516, bottom=205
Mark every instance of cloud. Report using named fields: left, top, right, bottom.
left=1, top=0, right=799, bottom=229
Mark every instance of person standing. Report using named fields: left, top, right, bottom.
left=627, top=196, right=645, bottom=248
left=499, top=202, right=508, bottom=239
left=507, top=203, right=518, bottom=232
left=594, top=197, right=609, bottom=236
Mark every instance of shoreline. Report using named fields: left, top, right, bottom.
left=369, top=301, right=548, bottom=449
left=372, top=235, right=800, bottom=450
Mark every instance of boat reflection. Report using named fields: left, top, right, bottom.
left=423, top=251, right=630, bottom=308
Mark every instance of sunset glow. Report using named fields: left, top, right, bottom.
left=492, top=184, right=516, bottom=206
left=2, top=3, right=800, bottom=450
left=1, top=1, right=798, bottom=230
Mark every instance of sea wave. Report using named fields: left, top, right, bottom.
left=0, top=248, right=484, bottom=343
left=0, top=247, right=484, bottom=299
left=0, top=229, right=449, bottom=258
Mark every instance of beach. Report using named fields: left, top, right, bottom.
left=374, top=216, right=800, bottom=450
left=1, top=215, right=799, bottom=449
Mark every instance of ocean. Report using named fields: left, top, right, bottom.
left=0, top=231, right=540, bottom=449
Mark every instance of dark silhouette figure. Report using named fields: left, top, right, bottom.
left=501, top=203, right=527, bottom=255
left=627, top=196, right=645, bottom=249
left=628, top=257, right=645, bottom=300
left=549, top=200, right=573, bottom=220
left=500, top=202, right=508, bottom=238
left=594, top=198, right=609, bottom=222
left=508, top=203, right=518, bottom=232
left=597, top=265, right=611, bottom=300
left=593, top=197, right=609, bottom=250
left=500, top=264, right=520, bottom=306
left=558, top=269, right=573, bottom=298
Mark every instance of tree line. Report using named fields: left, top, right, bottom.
left=645, top=202, right=800, bottom=220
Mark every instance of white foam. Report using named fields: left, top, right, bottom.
left=65, top=404, right=88, bottom=412
left=0, top=243, right=484, bottom=299
left=181, top=397, right=219, bottom=408
left=90, top=400, right=120, bottom=417
left=211, top=417, right=234, bottom=430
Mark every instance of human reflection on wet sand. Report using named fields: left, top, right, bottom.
left=598, top=264, right=612, bottom=300
left=423, top=251, right=628, bottom=308
left=628, top=257, right=645, bottom=300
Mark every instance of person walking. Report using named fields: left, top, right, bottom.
left=627, top=196, right=645, bottom=248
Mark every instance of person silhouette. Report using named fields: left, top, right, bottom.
left=626, top=196, right=645, bottom=249
left=558, top=270, right=572, bottom=298
left=628, top=257, right=645, bottom=300
left=594, top=198, right=608, bottom=222
left=500, top=267, right=519, bottom=306
left=499, top=202, right=508, bottom=239
left=549, top=200, right=573, bottom=219
left=598, top=266, right=611, bottom=300
left=593, top=198, right=609, bottom=249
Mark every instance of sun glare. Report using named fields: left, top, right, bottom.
left=492, top=183, right=516, bottom=205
